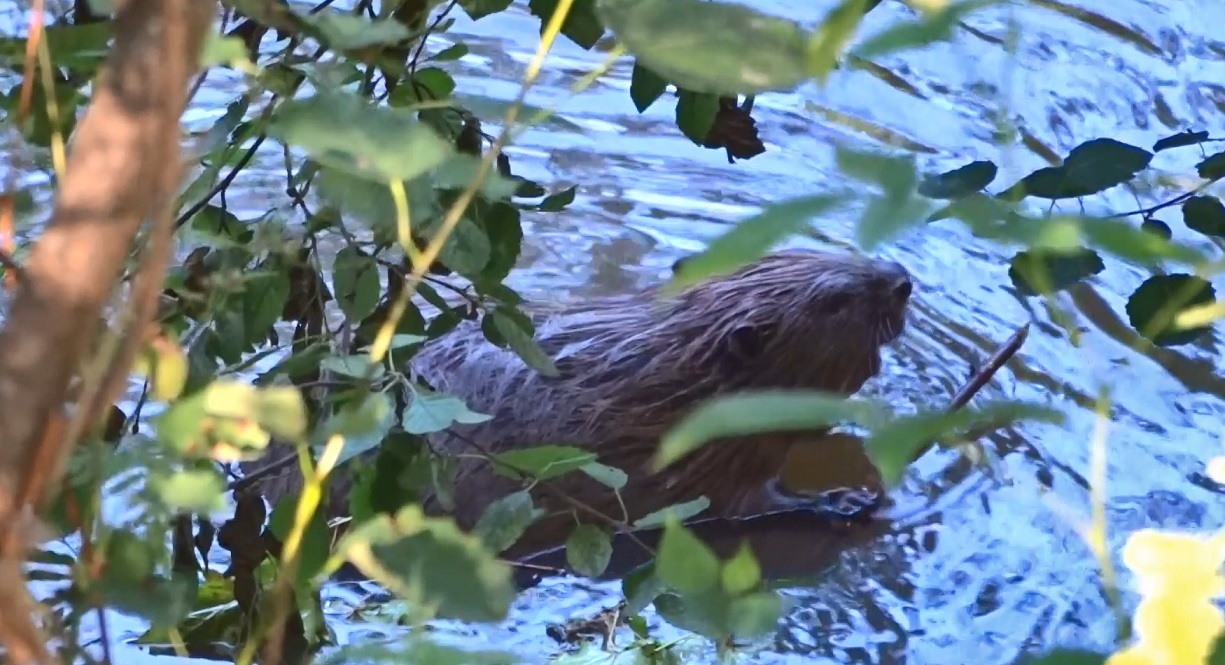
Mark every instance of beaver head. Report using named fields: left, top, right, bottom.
left=618, top=249, right=913, bottom=396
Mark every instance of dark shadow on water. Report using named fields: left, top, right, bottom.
left=512, top=430, right=914, bottom=589
left=512, top=506, right=896, bottom=590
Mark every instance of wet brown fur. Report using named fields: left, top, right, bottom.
left=240, top=250, right=912, bottom=559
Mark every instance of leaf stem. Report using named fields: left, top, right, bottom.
left=258, top=433, right=346, bottom=665
left=1086, top=387, right=1129, bottom=643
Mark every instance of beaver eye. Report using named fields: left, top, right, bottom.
left=726, top=324, right=762, bottom=359
left=824, top=292, right=853, bottom=312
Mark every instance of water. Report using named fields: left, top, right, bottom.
left=15, top=0, right=1225, bottom=662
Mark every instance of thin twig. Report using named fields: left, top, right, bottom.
left=1106, top=179, right=1216, bottom=219
left=948, top=323, right=1030, bottom=412
left=174, top=132, right=268, bottom=229
left=903, top=322, right=1032, bottom=466
left=0, top=247, right=27, bottom=285
left=408, top=0, right=458, bottom=74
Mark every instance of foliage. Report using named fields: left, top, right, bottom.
left=1, top=0, right=1223, bottom=664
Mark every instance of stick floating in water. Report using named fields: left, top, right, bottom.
left=947, top=322, right=1030, bottom=413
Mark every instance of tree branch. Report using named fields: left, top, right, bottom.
left=0, top=1, right=215, bottom=661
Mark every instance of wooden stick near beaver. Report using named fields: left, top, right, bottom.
left=238, top=250, right=915, bottom=559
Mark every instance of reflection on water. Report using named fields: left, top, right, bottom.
left=12, top=0, right=1225, bottom=662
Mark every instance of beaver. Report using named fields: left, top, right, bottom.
left=239, top=249, right=913, bottom=560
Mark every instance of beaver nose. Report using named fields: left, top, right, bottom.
left=876, top=260, right=912, bottom=303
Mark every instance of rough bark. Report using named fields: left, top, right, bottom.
left=0, top=1, right=215, bottom=662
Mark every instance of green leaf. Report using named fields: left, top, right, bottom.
left=1078, top=217, right=1206, bottom=266
left=566, top=524, right=613, bottom=577
left=433, top=154, right=522, bottom=200
left=430, top=43, right=471, bottom=62
left=1007, top=248, right=1105, bottom=296
left=725, top=591, right=786, bottom=638
left=598, top=0, right=812, bottom=95
left=155, top=381, right=271, bottom=459
left=837, top=147, right=917, bottom=199
left=917, top=160, right=998, bottom=199
left=315, top=165, right=442, bottom=235
left=3, top=75, right=82, bottom=148
left=854, top=193, right=934, bottom=250
left=270, top=91, right=454, bottom=183
left=952, top=207, right=1203, bottom=266
left=473, top=200, right=524, bottom=283
left=458, top=0, right=514, bottom=20
left=403, top=389, right=493, bottom=435
left=1016, top=138, right=1152, bottom=199
left=254, top=387, right=310, bottom=441
left=852, top=0, right=998, bottom=59
left=348, top=432, right=432, bottom=524
left=268, top=496, right=332, bottom=587
left=1142, top=218, right=1173, bottom=240
left=653, top=592, right=725, bottom=639
left=529, top=0, right=606, bottom=50
left=674, top=89, right=719, bottom=144
left=188, top=205, right=251, bottom=245
left=550, top=642, right=639, bottom=665
left=1125, top=273, right=1217, bottom=347
left=493, top=445, right=598, bottom=481
left=630, top=60, right=669, bottom=112
left=197, top=99, right=253, bottom=157
left=96, top=531, right=195, bottom=628
left=1209, top=633, right=1225, bottom=665
left=835, top=147, right=934, bottom=249
left=332, top=245, right=382, bottom=322
left=490, top=309, right=559, bottom=377
left=656, top=517, right=720, bottom=595
left=633, top=496, right=711, bottom=530
left=1019, top=649, right=1109, bottom=665
left=453, top=92, right=586, bottom=133
left=666, top=194, right=845, bottom=293
left=199, top=33, right=253, bottom=69
left=622, top=561, right=668, bottom=614
left=301, top=12, right=413, bottom=50
left=318, top=641, right=519, bottom=665
left=720, top=542, right=762, bottom=595
left=866, top=401, right=1067, bottom=486
left=654, top=390, right=883, bottom=471
left=389, top=333, right=428, bottom=352
left=1183, top=195, right=1225, bottom=238
left=135, top=335, right=189, bottom=403
left=408, top=67, right=457, bottom=100
left=320, top=391, right=397, bottom=467
left=807, top=0, right=871, bottom=82
left=338, top=504, right=517, bottom=622
left=0, top=22, right=113, bottom=72
left=148, top=468, right=227, bottom=514
left=240, top=268, right=291, bottom=349
left=581, top=462, right=628, bottom=490
left=1196, top=152, right=1225, bottom=181
left=424, top=215, right=492, bottom=277
left=1152, top=130, right=1209, bottom=153
left=320, top=353, right=384, bottom=379
left=473, top=490, right=542, bottom=554
left=538, top=185, right=578, bottom=212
